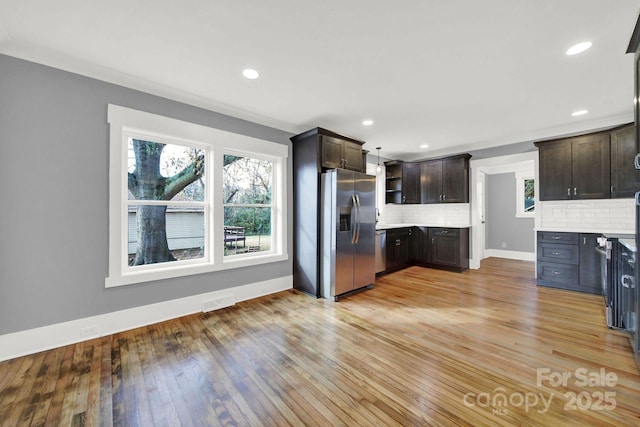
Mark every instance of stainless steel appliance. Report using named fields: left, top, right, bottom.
left=375, top=230, right=386, bottom=274
left=620, top=241, right=638, bottom=352
left=596, top=235, right=633, bottom=329
left=320, top=169, right=376, bottom=300
left=597, top=237, right=619, bottom=328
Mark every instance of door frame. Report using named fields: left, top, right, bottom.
left=469, top=152, right=539, bottom=269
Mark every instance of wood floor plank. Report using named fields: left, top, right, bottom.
left=43, top=344, right=76, bottom=426
left=1, top=258, right=640, bottom=426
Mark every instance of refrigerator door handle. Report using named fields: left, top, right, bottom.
left=354, top=194, right=361, bottom=243
left=350, top=195, right=357, bottom=244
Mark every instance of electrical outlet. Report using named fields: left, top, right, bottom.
left=202, top=293, right=235, bottom=312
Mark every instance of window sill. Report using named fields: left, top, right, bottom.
left=515, top=213, right=535, bottom=219
left=105, top=253, right=289, bottom=288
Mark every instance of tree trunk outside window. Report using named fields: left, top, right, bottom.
left=128, top=139, right=204, bottom=266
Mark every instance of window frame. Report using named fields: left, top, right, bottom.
left=515, top=173, right=535, bottom=218
left=107, top=104, right=288, bottom=288
left=222, top=149, right=277, bottom=260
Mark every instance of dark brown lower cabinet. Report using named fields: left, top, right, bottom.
left=536, top=231, right=601, bottom=294
left=385, top=227, right=414, bottom=272
left=424, top=227, right=469, bottom=272
left=384, top=226, right=469, bottom=273
left=414, top=226, right=430, bottom=264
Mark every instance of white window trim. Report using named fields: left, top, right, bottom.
left=515, top=172, right=535, bottom=218
left=107, top=104, right=288, bottom=288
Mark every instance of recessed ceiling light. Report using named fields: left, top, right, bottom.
left=420, top=144, right=429, bottom=149
left=571, top=109, right=589, bottom=116
left=242, top=69, right=259, bottom=79
left=362, top=119, right=374, bottom=126
left=566, top=41, right=592, bottom=56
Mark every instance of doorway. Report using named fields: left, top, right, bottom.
left=470, top=152, right=538, bottom=269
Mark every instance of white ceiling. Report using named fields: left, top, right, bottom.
left=0, top=1, right=638, bottom=160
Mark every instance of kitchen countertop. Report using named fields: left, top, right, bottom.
left=376, top=223, right=471, bottom=230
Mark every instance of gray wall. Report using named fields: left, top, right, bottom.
left=485, top=172, right=535, bottom=252
left=0, top=54, right=294, bottom=335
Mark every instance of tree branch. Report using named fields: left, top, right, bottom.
left=162, top=153, right=205, bottom=200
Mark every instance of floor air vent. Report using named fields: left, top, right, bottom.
left=202, top=294, right=236, bottom=312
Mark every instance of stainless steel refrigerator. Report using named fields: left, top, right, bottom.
left=320, top=169, right=376, bottom=300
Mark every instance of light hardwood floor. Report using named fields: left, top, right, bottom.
left=1, top=258, right=639, bottom=426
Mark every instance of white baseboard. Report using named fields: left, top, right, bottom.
left=483, top=249, right=536, bottom=262
left=0, top=275, right=292, bottom=362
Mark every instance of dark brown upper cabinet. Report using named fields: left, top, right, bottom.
left=420, top=154, right=471, bottom=203
left=420, top=160, right=442, bottom=203
left=401, top=162, right=421, bottom=204
left=321, top=135, right=364, bottom=172
left=610, top=124, right=639, bottom=198
left=385, top=154, right=470, bottom=204
left=536, top=132, right=610, bottom=201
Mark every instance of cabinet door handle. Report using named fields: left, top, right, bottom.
left=396, top=239, right=401, bottom=246
left=635, top=153, right=640, bottom=169
left=443, top=194, right=446, bottom=201
left=432, top=238, right=435, bottom=244
left=551, top=236, right=561, bottom=240
left=573, top=187, right=577, bottom=196
left=567, top=188, right=571, bottom=196
left=583, top=237, right=586, bottom=245
left=553, top=271, right=562, bottom=275
left=611, top=185, right=615, bottom=193
left=551, top=251, right=561, bottom=255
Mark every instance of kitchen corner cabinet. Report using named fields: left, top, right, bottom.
left=290, top=127, right=366, bottom=297
left=536, top=231, right=601, bottom=294
left=382, top=226, right=469, bottom=273
left=611, top=124, right=639, bottom=198
left=414, top=226, right=430, bottom=264
left=384, top=154, right=471, bottom=204
left=385, top=227, right=414, bottom=272
left=536, top=132, right=611, bottom=201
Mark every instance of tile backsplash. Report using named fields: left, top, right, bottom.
left=540, top=199, right=635, bottom=233
left=379, top=203, right=471, bottom=226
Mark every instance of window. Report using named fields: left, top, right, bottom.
left=127, top=138, right=207, bottom=267
left=107, top=105, right=288, bottom=287
left=515, top=174, right=535, bottom=218
left=223, top=154, right=273, bottom=257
